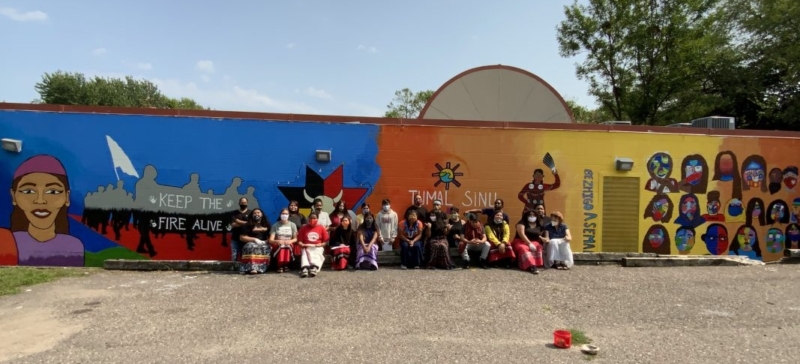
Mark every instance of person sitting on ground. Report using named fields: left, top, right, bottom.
left=446, top=206, right=465, bottom=248
left=399, top=210, right=424, bottom=270
left=543, top=211, right=574, bottom=270
left=268, top=208, right=298, bottom=273
left=459, top=213, right=490, bottom=269
left=239, top=208, right=271, bottom=275
left=465, top=198, right=510, bottom=223
left=297, top=212, right=329, bottom=278
left=511, top=209, right=544, bottom=275
left=485, top=210, right=516, bottom=268
left=329, top=215, right=356, bottom=271
left=355, top=213, right=380, bottom=270
left=425, top=199, right=454, bottom=270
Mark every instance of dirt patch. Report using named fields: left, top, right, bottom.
left=0, top=307, right=83, bottom=362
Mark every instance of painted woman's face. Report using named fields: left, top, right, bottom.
left=770, top=204, right=785, bottom=222
left=765, top=228, right=784, bottom=254
left=784, top=171, right=797, bottom=190
left=676, top=228, right=695, bottom=253
left=647, top=227, right=665, bottom=248
left=649, top=154, right=672, bottom=179
left=684, top=159, right=703, bottom=185
left=702, top=225, right=728, bottom=255
left=788, top=225, right=800, bottom=249
left=681, top=197, right=697, bottom=218
left=718, top=154, right=734, bottom=181
left=707, top=200, right=720, bottom=215
left=651, top=198, right=669, bottom=221
left=752, top=201, right=762, bottom=218
left=743, top=161, right=765, bottom=187
left=737, top=227, right=757, bottom=251
left=11, top=172, right=69, bottom=231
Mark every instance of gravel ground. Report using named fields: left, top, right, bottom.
left=1, top=264, right=799, bottom=364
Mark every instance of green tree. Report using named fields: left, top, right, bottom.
left=34, top=71, right=207, bottom=110
left=384, top=88, right=435, bottom=118
left=556, top=0, right=729, bottom=125
left=565, top=100, right=613, bottom=123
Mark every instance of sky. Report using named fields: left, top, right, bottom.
left=0, top=0, right=593, bottom=117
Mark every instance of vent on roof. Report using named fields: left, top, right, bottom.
left=690, top=116, right=735, bottom=129
left=600, top=120, right=632, bottom=125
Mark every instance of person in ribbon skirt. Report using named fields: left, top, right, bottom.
left=355, top=213, right=380, bottom=270
left=268, top=208, right=298, bottom=273
left=329, top=215, right=356, bottom=271
left=239, top=208, right=271, bottom=274
left=297, top=212, right=330, bottom=278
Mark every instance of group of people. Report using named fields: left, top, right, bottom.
left=228, top=195, right=574, bottom=278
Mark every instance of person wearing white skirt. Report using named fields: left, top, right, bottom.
left=543, top=211, right=574, bottom=270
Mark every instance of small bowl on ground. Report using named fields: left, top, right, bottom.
left=580, top=344, right=600, bottom=355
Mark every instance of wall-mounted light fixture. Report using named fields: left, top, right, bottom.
left=315, top=149, right=331, bottom=163
left=615, top=157, right=634, bottom=172
left=1, top=138, right=22, bottom=153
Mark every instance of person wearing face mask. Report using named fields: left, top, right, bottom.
left=399, top=210, right=424, bottom=269
left=354, top=203, right=371, bottom=229
left=297, top=212, right=330, bottom=278
left=355, top=213, right=380, bottom=270
left=543, top=211, right=574, bottom=270
left=485, top=210, right=516, bottom=268
left=446, top=207, right=465, bottom=248
left=229, top=197, right=251, bottom=264
left=532, top=204, right=551, bottom=227
left=376, top=199, right=398, bottom=251
left=459, top=213, right=490, bottom=269
left=405, top=194, right=430, bottom=251
left=424, top=199, right=455, bottom=269
left=465, top=199, right=510, bottom=224
left=311, top=198, right=333, bottom=230
left=329, top=215, right=356, bottom=271
left=238, top=208, right=272, bottom=275
left=511, top=210, right=544, bottom=274
left=268, top=208, right=298, bottom=273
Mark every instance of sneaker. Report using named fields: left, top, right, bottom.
left=400, top=265, right=408, bottom=270
left=462, top=261, right=469, bottom=269
left=479, top=259, right=488, bottom=269
left=530, top=267, right=540, bottom=275
left=300, top=268, right=309, bottom=278
left=309, top=268, right=318, bottom=277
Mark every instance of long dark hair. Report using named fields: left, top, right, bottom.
left=247, top=208, right=270, bottom=229
left=741, top=155, right=768, bottom=193
left=333, top=215, right=354, bottom=244
left=358, top=212, right=376, bottom=232
left=10, top=174, right=71, bottom=234
left=516, top=209, right=543, bottom=228
left=332, top=199, right=348, bottom=216
left=730, top=224, right=762, bottom=257
left=680, top=154, right=709, bottom=194
left=713, top=151, right=742, bottom=200
left=488, top=211, right=506, bottom=241
left=745, top=198, right=766, bottom=226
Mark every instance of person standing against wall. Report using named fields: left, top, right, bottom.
left=464, top=198, right=510, bottom=224
left=229, top=197, right=250, bottom=264
left=376, top=199, right=398, bottom=251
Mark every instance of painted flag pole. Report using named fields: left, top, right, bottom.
left=106, top=135, right=140, bottom=180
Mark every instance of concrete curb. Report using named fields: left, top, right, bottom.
left=102, top=250, right=771, bottom=271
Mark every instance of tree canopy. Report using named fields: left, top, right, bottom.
left=34, top=71, right=206, bottom=110
left=384, top=88, right=434, bottom=118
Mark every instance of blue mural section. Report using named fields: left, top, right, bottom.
left=0, top=110, right=381, bottom=266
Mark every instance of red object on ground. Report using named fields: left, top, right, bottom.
left=553, top=330, right=572, bottom=349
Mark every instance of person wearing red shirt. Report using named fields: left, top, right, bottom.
left=297, top=212, right=330, bottom=278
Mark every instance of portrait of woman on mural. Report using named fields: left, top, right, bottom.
left=766, top=199, right=790, bottom=226
left=642, top=225, right=671, bottom=254
left=764, top=228, right=785, bottom=254
left=643, top=194, right=673, bottom=223
left=673, top=194, right=706, bottom=228
left=745, top=198, right=766, bottom=227
left=724, top=198, right=745, bottom=223
left=674, top=226, right=697, bottom=254
left=768, top=168, right=783, bottom=195
left=645, top=152, right=679, bottom=194
left=741, top=155, right=768, bottom=193
left=702, top=191, right=725, bottom=222
left=783, top=166, right=798, bottom=192
left=700, top=224, right=728, bottom=255
left=0, top=155, right=84, bottom=266
left=678, top=154, right=709, bottom=194
left=730, top=224, right=762, bottom=259
left=785, top=224, right=800, bottom=253
left=712, top=151, right=742, bottom=200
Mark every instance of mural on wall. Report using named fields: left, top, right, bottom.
left=431, top=162, right=463, bottom=190
left=712, top=151, right=742, bottom=200
left=741, top=155, right=768, bottom=193
left=783, top=167, right=798, bottom=192
left=642, top=224, right=671, bottom=254
left=675, top=226, right=697, bottom=254
left=766, top=199, right=790, bottom=226
left=724, top=198, right=745, bottom=222
left=643, top=194, right=673, bottom=223
left=277, top=165, right=369, bottom=218
left=745, top=198, right=766, bottom=227
left=702, top=191, right=724, bottom=222
left=674, top=193, right=706, bottom=228
left=730, top=224, right=762, bottom=258
left=678, top=154, right=709, bottom=194
left=765, top=227, right=785, bottom=254
left=517, top=153, right=560, bottom=213
left=0, top=155, right=85, bottom=266
left=700, top=224, right=727, bottom=255
left=786, top=224, right=800, bottom=253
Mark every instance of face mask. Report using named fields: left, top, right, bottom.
left=280, top=214, right=289, bottom=221
left=363, top=208, right=370, bottom=214
left=451, top=214, right=459, bottom=220
left=528, top=216, right=537, bottom=223
left=552, top=221, right=560, bottom=227
left=240, top=204, right=248, bottom=210
left=494, top=219, right=503, bottom=224
left=383, top=205, right=390, bottom=212
left=339, top=205, right=345, bottom=210
left=365, top=218, right=374, bottom=226
left=430, top=215, right=437, bottom=222
left=309, top=219, right=318, bottom=227
left=253, top=215, right=261, bottom=221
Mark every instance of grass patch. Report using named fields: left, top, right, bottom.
left=0, top=267, right=94, bottom=296
left=568, top=328, right=592, bottom=345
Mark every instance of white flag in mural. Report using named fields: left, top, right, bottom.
left=106, top=135, right=140, bottom=179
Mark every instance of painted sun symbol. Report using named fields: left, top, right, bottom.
left=431, top=162, right=464, bottom=190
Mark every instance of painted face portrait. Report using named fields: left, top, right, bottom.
left=752, top=201, right=762, bottom=218
left=676, top=228, right=695, bottom=253
left=649, top=154, right=672, bottom=179
left=652, top=197, right=670, bottom=221
left=787, top=224, right=800, bottom=249
left=743, top=161, right=765, bottom=188
left=12, top=172, right=70, bottom=232
left=684, top=159, right=703, bottom=186
left=736, top=226, right=757, bottom=252
left=707, top=200, right=720, bottom=215
left=702, top=224, right=728, bottom=255
left=727, top=199, right=744, bottom=217
left=765, top=228, right=784, bottom=254
left=681, top=196, right=697, bottom=218
left=770, top=203, right=785, bottom=222
left=783, top=167, right=798, bottom=190
left=718, top=154, right=734, bottom=181
left=647, top=227, right=665, bottom=249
